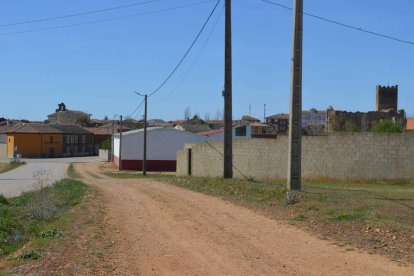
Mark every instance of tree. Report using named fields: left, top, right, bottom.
left=184, top=106, right=192, bottom=120
left=103, top=115, right=109, bottom=120
left=76, top=115, right=89, bottom=127
left=371, top=120, right=403, bottom=133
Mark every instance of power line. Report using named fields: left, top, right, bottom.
left=260, top=0, right=414, bottom=46
left=0, top=1, right=216, bottom=36
left=155, top=2, right=225, bottom=103
left=126, top=98, right=145, bottom=119
left=0, top=0, right=160, bottom=27
left=148, top=0, right=222, bottom=97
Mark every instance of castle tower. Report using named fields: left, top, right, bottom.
left=376, top=85, right=398, bottom=112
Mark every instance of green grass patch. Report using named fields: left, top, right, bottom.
left=0, top=179, right=87, bottom=257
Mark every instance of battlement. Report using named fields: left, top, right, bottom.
left=376, top=85, right=398, bottom=112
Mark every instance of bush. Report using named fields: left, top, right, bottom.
left=371, top=120, right=403, bottom=133
left=100, top=140, right=110, bottom=150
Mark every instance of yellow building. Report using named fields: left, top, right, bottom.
left=3, top=124, right=63, bottom=158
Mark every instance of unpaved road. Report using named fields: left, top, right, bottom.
left=77, top=164, right=413, bottom=275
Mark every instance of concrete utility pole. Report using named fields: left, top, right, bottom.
left=143, top=94, right=148, bottom=176
left=223, top=0, right=233, bottom=178
left=119, top=115, right=123, bottom=171
left=287, top=0, right=303, bottom=190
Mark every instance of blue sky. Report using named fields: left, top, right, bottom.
left=0, top=0, right=413, bottom=121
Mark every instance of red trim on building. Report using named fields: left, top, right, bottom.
left=114, top=157, right=176, bottom=172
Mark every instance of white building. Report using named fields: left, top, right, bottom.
left=113, top=127, right=206, bottom=171
left=198, top=125, right=253, bottom=141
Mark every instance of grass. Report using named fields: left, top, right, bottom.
left=0, top=178, right=87, bottom=257
left=0, top=161, right=24, bottom=174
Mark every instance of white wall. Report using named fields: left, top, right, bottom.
left=113, top=136, right=120, bottom=158
left=115, top=129, right=206, bottom=161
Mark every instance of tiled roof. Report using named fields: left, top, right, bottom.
left=241, top=115, right=260, bottom=122
left=51, top=124, right=92, bottom=134
left=266, top=113, right=289, bottom=119
left=199, top=129, right=224, bottom=136
left=250, top=122, right=270, bottom=127
left=3, top=124, right=62, bottom=134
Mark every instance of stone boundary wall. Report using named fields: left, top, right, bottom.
left=177, top=132, right=414, bottom=181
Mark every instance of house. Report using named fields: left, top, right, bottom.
left=52, top=125, right=95, bottom=157
left=302, top=109, right=327, bottom=135
left=241, top=115, right=260, bottom=124
left=406, top=118, right=414, bottom=131
left=199, top=125, right=253, bottom=141
left=112, top=127, right=206, bottom=171
left=0, top=124, right=63, bottom=158
left=174, top=116, right=212, bottom=133
left=266, top=113, right=289, bottom=133
left=147, top=119, right=173, bottom=128
left=48, top=102, right=91, bottom=125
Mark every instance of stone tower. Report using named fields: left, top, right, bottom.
left=376, top=85, right=398, bottom=112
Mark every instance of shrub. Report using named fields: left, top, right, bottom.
left=371, top=120, right=403, bottom=133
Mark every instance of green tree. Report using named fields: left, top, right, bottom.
left=76, top=116, right=89, bottom=126
left=371, top=120, right=403, bottom=133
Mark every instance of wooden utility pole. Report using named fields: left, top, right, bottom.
left=223, top=0, right=233, bottom=178
left=143, top=94, right=148, bottom=176
left=119, top=115, right=123, bottom=171
left=287, top=0, right=303, bottom=190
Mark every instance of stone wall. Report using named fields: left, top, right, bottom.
left=327, top=110, right=405, bottom=132
left=177, top=132, right=414, bottom=181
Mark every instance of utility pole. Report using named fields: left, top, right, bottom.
left=107, top=126, right=110, bottom=162
left=119, top=115, right=123, bottom=171
left=264, top=104, right=266, bottom=122
left=135, top=92, right=148, bottom=176
left=143, top=94, right=148, bottom=176
left=223, top=0, right=233, bottom=178
left=287, top=0, right=303, bottom=190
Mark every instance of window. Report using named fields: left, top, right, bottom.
left=66, top=135, right=70, bottom=143
left=235, top=126, right=247, bottom=136
left=82, top=135, right=86, bottom=144
left=50, top=136, right=53, bottom=143
left=82, top=145, right=85, bottom=152
left=75, top=135, right=78, bottom=143
left=71, top=135, right=74, bottom=143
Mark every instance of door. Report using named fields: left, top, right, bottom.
left=49, top=148, right=55, bottom=158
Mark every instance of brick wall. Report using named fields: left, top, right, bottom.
left=177, top=132, right=414, bottom=181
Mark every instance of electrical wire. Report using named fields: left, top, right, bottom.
left=126, top=98, right=145, bottom=119
left=0, top=1, right=216, bottom=36
left=260, top=0, right=414, bottom=46
left=155, top=2, right=225, bottom=103
left=0, top=0, right=160, bottom=27
left=147, top=0, right=222, bottom=97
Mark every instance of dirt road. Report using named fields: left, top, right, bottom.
left=76, top=164, right=413, bottom=275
